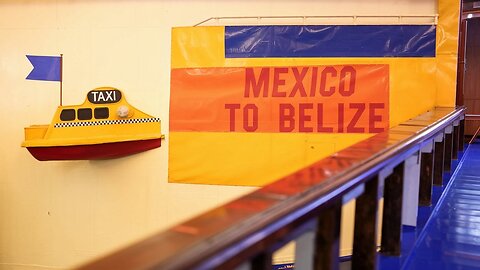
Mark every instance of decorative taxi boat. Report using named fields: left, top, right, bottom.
left=22, top=87, right=163, bottom=161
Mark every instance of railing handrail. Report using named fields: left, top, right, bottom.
left=78, top=106, right=465, bottom=270
left=193, top=14, right=439, bottom=26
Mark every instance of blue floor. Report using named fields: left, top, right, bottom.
left=379, top=142, right=480, bottom=270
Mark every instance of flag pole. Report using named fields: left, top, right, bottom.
left=60, top=54, right=63, bottom=106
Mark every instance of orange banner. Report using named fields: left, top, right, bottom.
left=170, top=64, right=389, bottom=133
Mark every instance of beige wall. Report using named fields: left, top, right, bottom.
left=0, top=1, right=436, bottom=269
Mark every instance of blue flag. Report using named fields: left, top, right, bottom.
left=26, top=55, right=61, bottom=82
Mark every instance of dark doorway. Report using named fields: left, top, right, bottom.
left=460, top=16, right=480, bottom=135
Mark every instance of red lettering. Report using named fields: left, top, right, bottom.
left=339, top=66, right=356, bottom=96
left=347, top=103, right=365, bottom=133
left=279, top=104, right=295, bottom=132
left=244, top=68, right=269, bottom=97
left=338, top=103, right=345, bottom=133
left=243, top=104, right=258, bottom=132
left=289, top=67, right=308, bottom=97
left=317, top=103, right=333, bottom=132
left=320, top=67, right=337, bottom=96
left=272, top=68, right=288, bottom=97
left=298, top=103, right=313, bottom=132
left=310, top=67, right=318, bottom=97
left=225, top=104, right=241, bottom=131
left=369, top=103, right=385, bottom=133
left=274, top=102, right=385, bottom=134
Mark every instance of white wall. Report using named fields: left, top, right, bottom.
left=0, top=1, right=436, bottom=269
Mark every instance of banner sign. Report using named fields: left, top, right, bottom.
left=171, top=65, right=389, bottom=133
left=169, top=25, right=436, bottom=186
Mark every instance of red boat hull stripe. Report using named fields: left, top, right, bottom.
left=27, top=139, right=161, bottom=161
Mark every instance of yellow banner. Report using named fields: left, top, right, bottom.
left=169, top=13, right=458, bottom=186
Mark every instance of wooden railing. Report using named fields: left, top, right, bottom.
left=77, top=106, right=465, bottom=270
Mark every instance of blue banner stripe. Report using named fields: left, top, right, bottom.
left=26, top=55, right=61, bottom=81
left=225, top=25, right=436, bottom=58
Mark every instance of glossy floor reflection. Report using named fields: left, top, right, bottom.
left=380, top=142, right=480, bottom=270
left=401, top=142, right=480, bottom=270
left=377, top=156, right=461, bottom=270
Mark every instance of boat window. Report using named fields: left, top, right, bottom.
left=78, top=108, right=92, bottom=120
left=60, top=109, right=75, bottom=121
left=94, top=107, right=109, bottom=119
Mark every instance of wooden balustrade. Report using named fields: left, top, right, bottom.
left=77, top=106, right=465, bottom=270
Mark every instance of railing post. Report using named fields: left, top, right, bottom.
left=444, top=125, right=453, bottom=172
left=235, top=262, right=251, bottom=270
left=419, top=142, right=434, bottom=206
left=295, top=227, right=316, bottom=270
left=380, top=162, right=404, bottom=256
left=401, top=152, right=420, bottom=227
left=433, top=133, right=445, bottom=186
left=251, top=252, right=272, bottom=270
left=295, top=201, right=342, bottom=270
left=459, top=117, right=465, bottom=152
left=313, top=201, right=341, bottom=270
left=352, top=176, right=379, bottom=270
left=453, top=121, right=460, bottom=160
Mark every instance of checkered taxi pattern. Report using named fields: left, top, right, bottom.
left=54, top=118, right=161, bottom=128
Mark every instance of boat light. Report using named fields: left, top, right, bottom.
left=117, top=105, right=130, bottom=118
